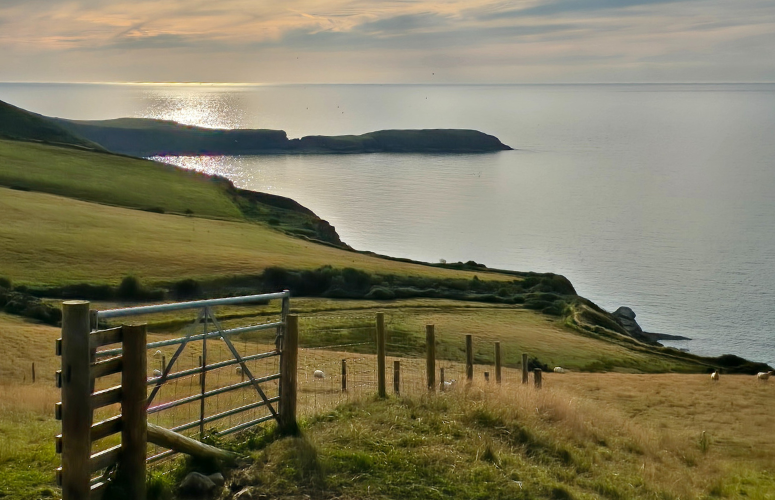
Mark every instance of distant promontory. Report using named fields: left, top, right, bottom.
left=52, top=117, right=513, bottom=156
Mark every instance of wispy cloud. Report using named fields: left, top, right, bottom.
left=0, top=0, right=773, bottom=82
left=478, top=0, right=700, bottom=19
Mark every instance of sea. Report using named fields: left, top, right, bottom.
left=1, top=82, right=774, bottom=366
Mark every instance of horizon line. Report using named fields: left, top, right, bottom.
left=1, top=81, right=775, bottom=87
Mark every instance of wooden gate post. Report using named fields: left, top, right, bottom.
left=522, top=353, right=529, bottom=384
left=494, top=342, right=502, bottom=384
left=279, top=315, right=299, bottom=434
left=60, top=301, right=92, bottom=500
left=376, top=313, right=386, bottom=398
left=426, top=325, right=435, bottom=391
left=534, top=368, right=542, bottom=389
left=440, top=367, right=445, bottom=391
left=465, top=334, right=474, bottom=382
left=119, top=324, right=147, bottom=500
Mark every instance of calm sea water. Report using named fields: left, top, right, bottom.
left=2, top=82, right=774, bottom=366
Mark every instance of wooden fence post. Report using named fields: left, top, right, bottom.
left=376, top=313, right=386, bottom=398
left=60, top=301, right=91, bottom=500
left=522, top=353, right=529, bottom=384
left=119, top=324, right=147, bottom=500
left=440, top=367, right=445, bottom=391
left=279, top=315, right=299, bottom=434
left=426, top=325, right=435, bottom=391
left=32, top=362, right=35, bottom=383
left=494, top=342, right=501, bottom=384
left=484, top=372, right=490, bottom=382
left=341, top=359, right=347, bottom=393
left=394, top=361, right=400, bottom=394
left=534, top=368, right=542, bottom=389
left=465, top=334, right=473, bottom=382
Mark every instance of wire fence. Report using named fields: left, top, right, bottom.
left=292, top=313, right=517, bottom=416
left=20, top=305, right=535, bottom=472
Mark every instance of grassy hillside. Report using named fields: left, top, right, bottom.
left=0, top=138, right=351, bottom=245
left=0, top=138, right=242, bottom=219
left=0, top=100, right=101, bottom=150
left=218, top=378, right=775, bottom=500
left=0, top=187, right=513, bottom=287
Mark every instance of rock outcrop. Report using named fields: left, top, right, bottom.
left=612, top=306, right=691, bottom=343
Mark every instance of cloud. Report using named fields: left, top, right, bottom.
left=357, top=12, right=452, bottom=34
left=0, top=0, right=774, bottom=82
left=478, top=0, right=700, bottom=20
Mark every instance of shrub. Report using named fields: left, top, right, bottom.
left=117, top=276, right=142, bottom=300
left=0, top=289, right=62, bottom=326
left=341, top=267, right=372, bottom=292
left=0, top=277, right=11, bottom=289
left=172, top=279, right=202, bottom=300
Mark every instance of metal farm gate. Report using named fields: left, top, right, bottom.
left=55, top=291, right=298, bottom=500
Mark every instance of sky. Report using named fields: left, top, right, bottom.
left=1, top=0, right=774, bottom=84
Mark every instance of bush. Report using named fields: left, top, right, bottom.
left=172, top=279, right=202, bottom=300
left=0, top=289, right=62, bottom=326
left=0, top=277, right=11, bottom=289
left=117, top=276, right=141, bottom=300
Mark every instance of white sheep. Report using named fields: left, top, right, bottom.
left=152, top=369, right=162, bottom=377
left=153, top=350, right=162, bottom=358
left=442, top=379, right=457, bottom=390
left=756, top=371, right=774, bottom=381
left=235, top=366, right=243, bottom=375
left=553, top=367, right=566, bottom=374
left=313, top=369, right=325, bottom=379
left=710, top=371, right=719, bottom=381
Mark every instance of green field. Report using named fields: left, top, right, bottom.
left=0, top=138, right=241, bottom=219
left=0, top=187, right=518, bottom=287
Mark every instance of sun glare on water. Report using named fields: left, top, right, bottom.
left=138, top=86, right=247, bottom=129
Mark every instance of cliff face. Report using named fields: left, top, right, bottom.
left=229, top=187, right=347, bottom=248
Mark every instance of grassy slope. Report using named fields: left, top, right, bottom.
left=0, top=139, right=242, bottom=219
left=0, top=187, right=511, bottom=286
left=220, top=377, right=775, bottom=500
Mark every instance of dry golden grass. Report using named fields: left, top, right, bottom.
left=549, top=372, right=775, bottom=465
left=3, top=308, right=774, bottom=499
left=0, top=313, right=60, bottom=384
